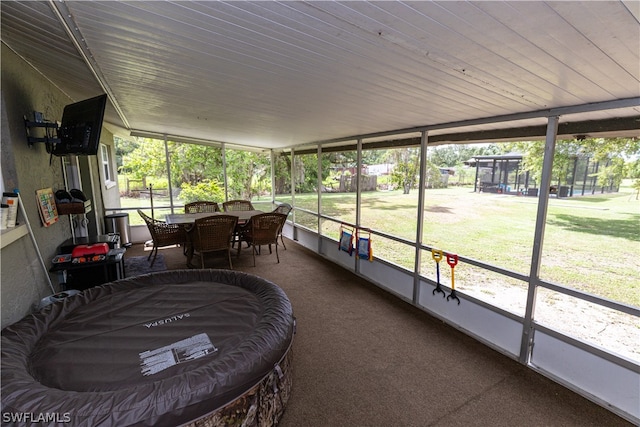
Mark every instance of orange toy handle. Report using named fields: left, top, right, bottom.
left=431, top=249, right=443, bottom=263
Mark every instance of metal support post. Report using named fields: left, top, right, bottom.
left=519, top=115, right=559, bottom=364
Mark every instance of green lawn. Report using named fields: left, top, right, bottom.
left=119, top=184, right=639, bottom=307
left=286, top=185, right=639, bottom=307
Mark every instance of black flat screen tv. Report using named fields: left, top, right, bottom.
left=52, top=94, right=107, bottom=156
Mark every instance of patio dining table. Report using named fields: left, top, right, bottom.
left=166, top=210, right=265, bottom=265
left=165, top=210, right=264, bottom=226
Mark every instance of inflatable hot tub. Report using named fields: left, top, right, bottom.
left=1, top=270, right=295, bottom=426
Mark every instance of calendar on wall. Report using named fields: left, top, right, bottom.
left=36, top=188, right=59, bottom=227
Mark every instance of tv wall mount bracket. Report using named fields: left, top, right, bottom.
left=24, top=112, right=61, bottom=147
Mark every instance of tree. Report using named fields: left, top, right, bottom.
left=627, top=158, right=640, bottom=200
left=121, top=138, right=167, bottom=182
left=429, top=143, right=502, bottom=167
left=390, top=148, right=419, bottom=194
left=225, top=150, right=271, bottom=199
left=424, top=161, right=446, bottom=189
left=429, top=145, right=460, bottom=167
left=514, top=137, right=640, bottom=188
left=274, top=152, right=291, bottom=195
left=453, top=163, right=471, bottom=186
left=294, top=153, right=329, bottom=193
left=114, top=136, right=140, bottom=173
left=326, top=151, right=357, bottom=169
left=579, top=137, right=639, bottom=189
left=361, top=149, right=388, bottom=165
left=325, top=151, right=357, bottom=191
left=168, top=143, right=223, bottom=187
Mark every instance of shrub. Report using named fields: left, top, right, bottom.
left=180, top=180, right=224, bottom=204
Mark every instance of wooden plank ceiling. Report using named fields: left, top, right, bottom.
left=1, top=1, right=639, bottom=150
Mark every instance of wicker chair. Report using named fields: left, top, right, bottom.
left=223, top=199, right=254, bottom=212
left=237, top=213, right=287, bottom=266
left=187, top=215, right=238, bottom=269
left=272, top=203, right=292, bottom=249
left=185, top=201, right=220, bottom=213
left=138, top=209, right=188, bottom=267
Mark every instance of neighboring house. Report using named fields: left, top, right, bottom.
left=365, top=163, right=394, bottom=176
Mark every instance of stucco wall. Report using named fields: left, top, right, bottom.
left=0, top=45, right=104, bottom=327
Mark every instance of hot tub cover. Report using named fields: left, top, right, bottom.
left=1, top=270, right=294, bottom=426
